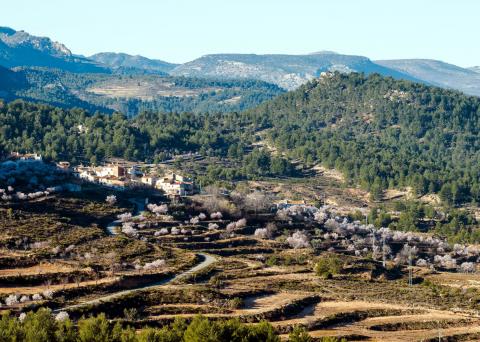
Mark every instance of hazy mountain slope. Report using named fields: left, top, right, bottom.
left=0, top=27, right=108, bottom=73
left=89, top=52, right=178, bottom=75
left=470, top=66, right=480, bottom=74
left=170, top=52, right=420, bottom=90
left=376, top=59, right=480, bottom=96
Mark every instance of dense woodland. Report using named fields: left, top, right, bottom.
left=0, top=99, right=294, bottom=181
left=245, top=73, right=480, bottom=205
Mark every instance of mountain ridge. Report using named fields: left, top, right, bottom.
left=376, top=59, right=480, bottom=96
left=170, top=52, right=421, bottom=90
left=0, top=26, right=479, bottom=97
left=0, top=26, right=108, bottom=73
left=89, top=52, right=178, bottom=75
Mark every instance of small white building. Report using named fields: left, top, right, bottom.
left=141, top=175, right=157, bottom=187
left=155, top=173, right=193, bottom=197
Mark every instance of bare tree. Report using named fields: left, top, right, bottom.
left=245, top=191, right=271, bottom=215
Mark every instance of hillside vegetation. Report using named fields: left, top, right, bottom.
left=0, top=100, right=294, bottom=180
left=245, top=72, right=480, bottom=204
left=3, top=72, right=480, bottom=205
left=7, top=67, right=284, bottom=115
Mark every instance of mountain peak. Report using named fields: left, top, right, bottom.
left=0, top=26, right=107, bottom=73
left=0, top=27, right=72, bottom=57
left=308, top=50, right=339, bottom=55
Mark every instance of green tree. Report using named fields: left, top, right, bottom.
left=77, top=313, right=111, bottom=342
left=0, top=311, right=22, bottom=342
left=55, top=318, right=77, bottom=342
left=23, top=308, right=57, bottom=342
left=288, top=326, right=312, bottom=342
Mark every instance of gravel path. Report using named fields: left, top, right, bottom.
left=58, top=253, right=216, bottom=312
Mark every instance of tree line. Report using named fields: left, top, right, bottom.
left=0, top=99, right=294, bottom=181
left=0, top=309, right=330, bottom=342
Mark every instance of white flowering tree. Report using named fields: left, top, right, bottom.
left=460, top=262, right=476, bottom=273
left=105, top=195, right=117, bottom=205
left=118, top=212, right=132, bottom=222
left=143, top=259, right=166, bottom=271
left=287, top=230, right=311, bottom=249
left=147, top=203, right=168, bottom=216
left=5, top=294, right=19, bottom=306
left=210, top=212, right=223, bottom=220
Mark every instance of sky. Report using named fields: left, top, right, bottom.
left=1, top=0, right=479, bottom=67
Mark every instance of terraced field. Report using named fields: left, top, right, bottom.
left=3, top=189, right=480, bottom=341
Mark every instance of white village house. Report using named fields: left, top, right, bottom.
left=155, top=173, right=193, bottom=197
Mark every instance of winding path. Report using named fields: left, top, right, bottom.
left=60, top=198, right=217, bottom=312
left=60, top=253, right=216, bottom=312
left=106, top=197, right=146, bottom=236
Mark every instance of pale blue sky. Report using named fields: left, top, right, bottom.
left=1, top=0, right=478, bottom=67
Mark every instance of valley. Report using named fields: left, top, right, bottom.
left=3, top=166, right=480, bottom=341
left=1, top=12, right=480, bottom=341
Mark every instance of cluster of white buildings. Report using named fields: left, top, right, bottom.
left=143, top=173, right=194, bottom=197
left=75, top=164, right=129, bottom=190
left=9, top=152, right=43, bottom=161
left=5, top=151, right=195, bottom=197
left=74, top=164, right=194, bottom=196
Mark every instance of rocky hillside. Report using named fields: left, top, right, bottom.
left=0, top=27, right=107, bottom=73
left=170, top=52, right=418, bottom=90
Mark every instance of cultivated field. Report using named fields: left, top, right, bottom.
left=2, top=177, right=480, bottom=341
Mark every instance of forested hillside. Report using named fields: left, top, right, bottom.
left=0, top=99, right=293, bottom=180
left=3, top=72, right=480, bottom=204
left=245, top=72, right=480, bottom=204
left=9, top=67, right=284, bottom=115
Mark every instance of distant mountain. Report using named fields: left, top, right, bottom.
left=376, top=59, right=480, bottom=97
left=89, top=52, right=178, bottom=75
left=5, top=66, right=284, bottom=115
left=0, top=27, right=108, bottom=73
left=170, top=53, right=420, bottom=90
left=1, top=26, right=480, bottom=99
left=470, top=66, right=480, bottom=74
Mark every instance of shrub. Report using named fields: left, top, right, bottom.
left=314, top=254, right=343, bottom=279
left=288, top=326, right=312, bottom=342
left=226, top=297, right=244, bottom=309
